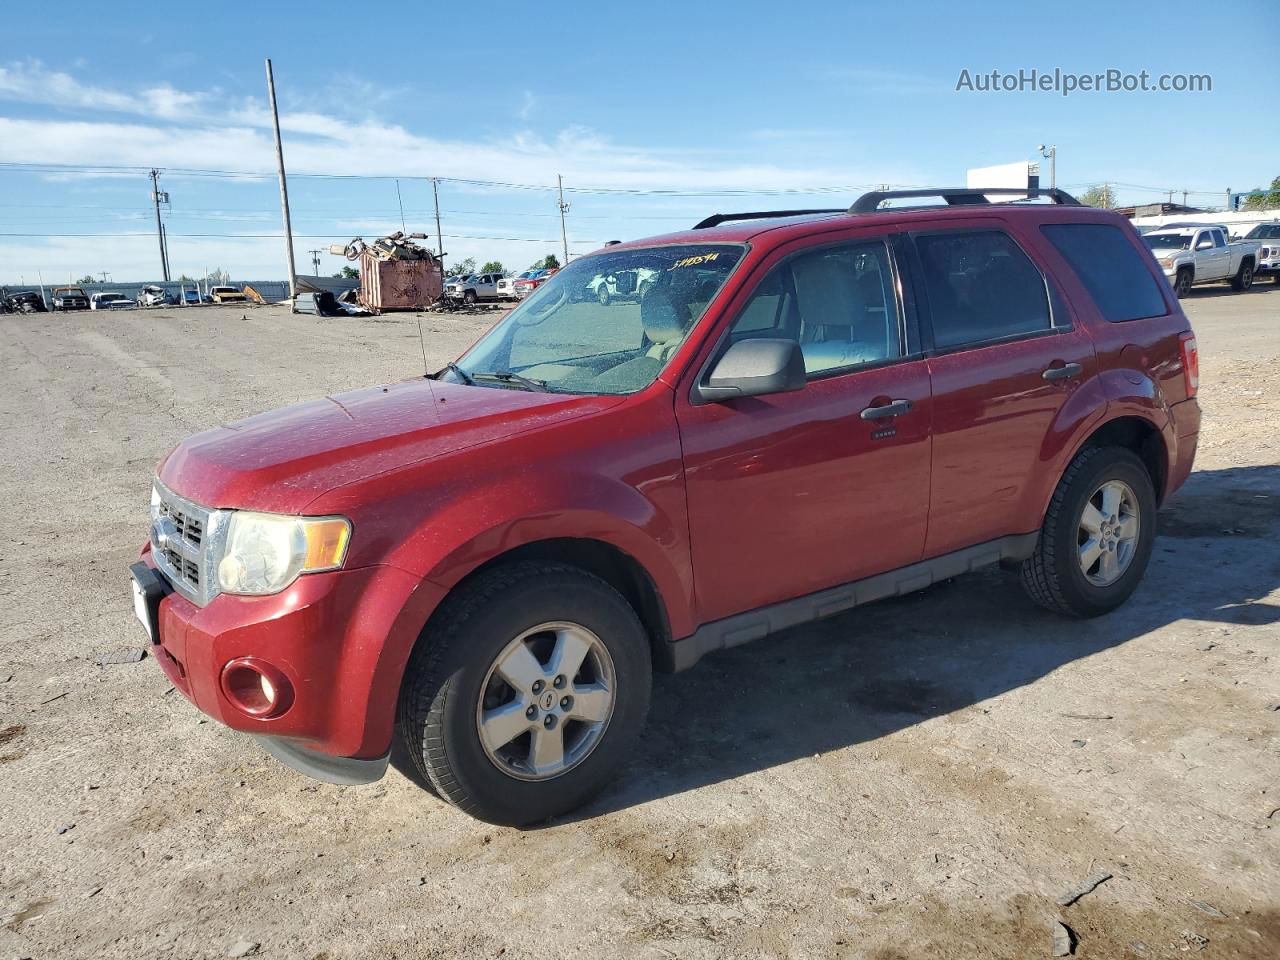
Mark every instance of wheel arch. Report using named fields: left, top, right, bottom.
left=1070, top=415, right=1170, bottom=505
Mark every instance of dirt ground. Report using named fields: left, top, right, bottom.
left=1, top=285, right=1278, bottom=960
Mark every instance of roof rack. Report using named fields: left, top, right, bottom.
left=848, top=187, right=1080, bottom=214
left=693, top=208, right=843, bottom=230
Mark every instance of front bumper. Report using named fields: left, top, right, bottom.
left=131, top=549, right=444, bottom=781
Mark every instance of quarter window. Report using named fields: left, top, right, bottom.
left=1042, top=223, right=1168, bottom=323
left=914, top=230, right=1052, bottom=349
left=726, top=240, right=902, bottom=376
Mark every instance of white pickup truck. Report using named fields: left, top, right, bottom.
left=1143, top=224, right=1259, bottom=297
left=1240, top=222, right=1280, bottom=285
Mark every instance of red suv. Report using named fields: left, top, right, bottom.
left=129, top=188, right=1200, bottom=825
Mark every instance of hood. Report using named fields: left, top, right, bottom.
left=159, top=378, right=621, bottom=514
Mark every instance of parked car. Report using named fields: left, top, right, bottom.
left=496, top=271, right=537, bottom=299
left=446, top=272, right=505, bottom=304
left=209, top=285, right=248, bottom=304
left=130, top=187, right=1199, bottom=826
left=1143, top=223, right=1259, bottom=296
left=139, top=285, right=171, bottom=307
left=51, top=286, right=90, bottom=311
left=587, top=266, right=658, bottom=304
left=0, top=288, right=47, bottom=314
left=513, top=267, right=558, bottom=298
left=181, top=289, right=202, bottom=305
left=1241, top=222, right=1280, bottom=283
left=90, top=292, right=138, bottom=310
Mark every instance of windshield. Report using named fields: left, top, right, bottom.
left=448, top=243, right=745, bottom=395
left=1245, top=224, right=1280, bottom=239
left=1144, top=233, right=1193, bottom=250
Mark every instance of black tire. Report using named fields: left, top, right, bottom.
left=1230, top=262, right=1254, bottom=291
left=398, top=562, right=652, bottom=825
left=596, top=284, right=610, bottom=305
left=463, top=289, right=477, bottom=305
left=1020, top=446, right=1157, bottom=618
left=1174, top=268, right=1193, bottom=298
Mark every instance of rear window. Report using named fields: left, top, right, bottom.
left=1043, top=224, right=1168, bottom=323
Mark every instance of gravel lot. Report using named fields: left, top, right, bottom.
left=1, top=287, right=1278, bottom=960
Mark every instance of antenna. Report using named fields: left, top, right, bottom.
left=416, top=316, right=430, bottom=378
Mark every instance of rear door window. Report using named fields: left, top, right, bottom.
left=1042, top=223, right=1168, bottom=323
left=913, top=230, right=1052, bottom=349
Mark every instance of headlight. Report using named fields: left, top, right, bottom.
left=1159, top=257, right=1174, bottom=268
left=216, top=512, right=351, bottom=596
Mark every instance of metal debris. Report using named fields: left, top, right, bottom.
left=1052, top=920, right=1075, bottom=956
left=94, top=648, right=147, bottom=666
left=1180, top=930, right=1209, bottom=951
left=1056, top=871, right=1112, bottom=906
left=1188, top=899, right=1225, bottom=918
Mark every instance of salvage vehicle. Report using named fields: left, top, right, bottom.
left=210, top=285, right=248, bottom=304
left=1144, top=223, right=1258, bottom=296
left=130, top=188, right=1200, bottom=826
left=139, top=285, right=171, bottom=307
left=51, top=285, right=90, bottom=311
left=587, top=266, right=658, bottom=305
left=0, top=288, right=47, bottom=313
left=446, top=272, right=504, bottom=304
left=1241, top=222, right=1280, bottom=283
left=90, top=292, right=138, bottom=310
left=513, top=267, right=557, bottom=298
left=497, top=270, right=538, bottom=299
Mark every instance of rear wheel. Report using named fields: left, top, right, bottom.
left=1230, top=262, right=1254, bottom=291
left=398, top=563, right=651, bottom=825
left=597, top=284, right=611, bottom=305
left=1020, top=446, right=1157, bottom=617
left=463, top=290, right=477, bottom=305
left=1174, top=268, right=1193, bottom=298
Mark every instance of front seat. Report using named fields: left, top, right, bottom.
left=642, top=289, right=692, bottom=361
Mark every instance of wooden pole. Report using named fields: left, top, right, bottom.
left=265, top=58, right=298, bottom=306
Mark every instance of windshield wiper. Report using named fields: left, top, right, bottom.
left=439, top=361, right=474, bottom=385
left=471, top=369, right=549, bottom=392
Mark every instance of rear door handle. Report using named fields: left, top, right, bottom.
left=1041, top=362, right=1083, bottom=381
left=860, top=399, right=913, bottom=420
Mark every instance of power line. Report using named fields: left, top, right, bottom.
left=0, top=231, right=604, bottom=244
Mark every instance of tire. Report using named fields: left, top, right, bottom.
left=463, top=290, right=477, bottom=305
left=1230, top=262, right=1254, bottom=291
left=398, top=562, right=652, bottom=825
left=1173, top=268, right=1193, bottom=298
left=596, top=284, right=611, bottom=305
left=1020, top=446, right=1157, bottom=618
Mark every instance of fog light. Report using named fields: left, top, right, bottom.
left=220, top=658, right=293, bottom=718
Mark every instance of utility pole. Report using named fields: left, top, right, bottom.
left=1182, top=189, right=1188, bottom=207
left=1038, top=144, right=1056, bottom=189
left=160, top=222, right=171, bottom=280
left=1225, top=187, right=1232, bottom=212
left=150, top=169, right=171, bottom=281
left=99, top=272, right=109, bottom=283
left=265, top=58, right=298, bottom=304
left=395, top=179, right=407, bottom=234
left=557, top=174, right=570, bottom=265
left=308, top=249, right=322, bottom=274
left=431, top=178, right=445, bottom=271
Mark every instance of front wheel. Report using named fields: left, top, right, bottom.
left=1174, top=268, right=1193, bottom=298
left=1020, top=446, right=1157, bottom=617
left=596, top=284, right=611, bottom=305
left=1230, top=262, right=1254, bottom=291
left=398, top=563, right=651, bottom=825
left=463, top=290, right=477, bottom=305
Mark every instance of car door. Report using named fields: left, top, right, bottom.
left=675, top=232, right=933, bottom=624
left=906, top=219, right=1099, bottom=558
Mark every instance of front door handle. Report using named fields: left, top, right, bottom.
left=860, top=398, right=913, bottom=420
left=1042, top=362, right=1083, bottom=381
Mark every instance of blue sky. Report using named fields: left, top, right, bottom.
left=1, top=0, right=1275, bottom=284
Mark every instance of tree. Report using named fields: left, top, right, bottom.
left=481, top=260, right=505, bottom=274
left=1078, top=184, right=1116, bottom=209
left=76, top=274, right=96, bottom=285
left=205, top=268, right=229, bottom=285
left=529, top=254, right=561, bottom=271
left=176, top=274, right=195, bottom=283
left=1242, top=176, right=1280, bottom=210
left=449, top=257, right=476, bottom=277
left=333, top=265, right=358, bottom=279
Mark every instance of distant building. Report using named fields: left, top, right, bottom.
left=1114, top=202, right=1207, bottom=219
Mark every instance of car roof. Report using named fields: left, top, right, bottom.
left=595, top=202, right=1127, bottom=256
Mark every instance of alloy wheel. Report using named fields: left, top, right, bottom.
left=476, top=621, right=616, bottom=781
left=1078, top=479, right=1140, bottom=587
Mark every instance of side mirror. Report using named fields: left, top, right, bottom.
left=697, top=339, right=806, bottom=402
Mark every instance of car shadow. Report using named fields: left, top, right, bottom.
left=554, top=462, right=1280, bottom=822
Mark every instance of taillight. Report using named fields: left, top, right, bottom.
left=1179, top=331, right=1198, bottom=398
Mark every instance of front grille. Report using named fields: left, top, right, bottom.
left=150, top=482, right=219, bottom=606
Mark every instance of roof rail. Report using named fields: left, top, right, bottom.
left=693, top=208, right=843, bottom=230
left=848, top=187, right=1080, bottom=215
